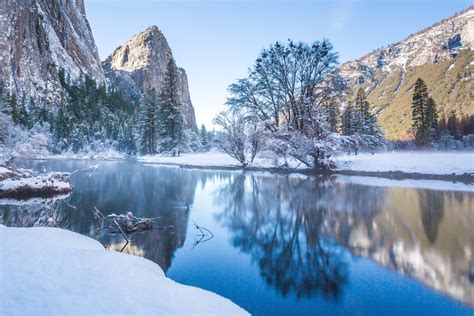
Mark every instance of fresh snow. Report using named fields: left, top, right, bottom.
left=0, top=172, right=72, bottom=193
left=0, top=226, right=248, bottom=315
left=0, top=166, right=12, bottom=177
left=139, top=150, right=474, bottom=176
left=139, top=150, right=282, bottom=169
left=335, top=152, right=474, bottom=175
left=36, top=148, right=125, bottom=161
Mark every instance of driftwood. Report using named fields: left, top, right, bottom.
left=100, top=212, right=153, bottom=234
left=92, top=208, right=168, bottom=252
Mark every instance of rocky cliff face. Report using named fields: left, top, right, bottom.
left=340, top=6, right=474, bottom=139
left=103, top=26, right=197, bottom=130
left=0, top=0, right=105, bottom=106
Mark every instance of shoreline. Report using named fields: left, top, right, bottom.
left=140, top=161, right=474, bottom=184
left=10, top=151, right=474, bottom=184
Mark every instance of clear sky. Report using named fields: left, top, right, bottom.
left=85, top=0, right=471, bottom=128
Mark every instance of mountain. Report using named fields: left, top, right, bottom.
left=103, top=26, right=197, bottom=130
left=340, top=6, right=474, bottom=140
left=0, top=0, right=105, bottom=106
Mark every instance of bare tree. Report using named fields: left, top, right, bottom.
left=213, top=111, right=265, bottom=166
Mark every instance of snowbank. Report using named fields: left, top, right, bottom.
left=0, top=226, right=248, bottom=315
left=336, top=152, right=474, bottom=175
left=37, top=148, right=125, bottom=161
left=139, top=150, right=277, bottom=169
left=139, top=150, right=474, bottom=177
left=0, top=171, right=72, bottom=198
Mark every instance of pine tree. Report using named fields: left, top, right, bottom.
left=341, top=102, right=354, bottom=136
left=159, top=58, right=183, bottom=153
left=199, top=124, right=209, bottom=150
left=140, top=88, right=159, bottom=155
left=341, top=88, right=384, bottom=154
left=9, top=93, right=20, bottom=124
left=411, top=78, right=438, bottom=147
left=447, top=110, right=457, bottom=139
left=425, top=97, right=439, bottom=139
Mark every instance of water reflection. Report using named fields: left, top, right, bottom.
left=214, top=173, right=473, bottom=306
left=215, top=174, right=351, bottom=299
left=1, top=161, right=473, bottom=308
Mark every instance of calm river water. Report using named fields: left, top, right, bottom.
left=1, top=159, right=473, bottom=315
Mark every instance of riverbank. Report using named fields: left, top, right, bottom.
left=138, top=151, right=474, bottom=183
left=0, top=226, right=248, bottom=315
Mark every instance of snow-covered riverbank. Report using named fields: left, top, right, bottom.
left=0, top=226, right=248, bottom=315
left=0, top=167, right=73, bottom=198
left=335, top=152, right=474, bottom=175
left=139, top=151, right=474, bottom=176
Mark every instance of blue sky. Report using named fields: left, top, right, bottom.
left=85, top=0, right=471, bottom=127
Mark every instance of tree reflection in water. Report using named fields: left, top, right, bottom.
left=419, top=190, right=444, bottom=244
left=2, top=161, right=473, bottom=307
left=215, top=174, right=349, bottom=299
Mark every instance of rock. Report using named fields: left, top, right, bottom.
left=0, top=0, right=105, bottom=107
left=103, top=26, right=197, bottom=129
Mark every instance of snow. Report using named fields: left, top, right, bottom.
left=0, top=226, right=248, bottom=315
left=139, top=150, right=474, bottom=176
left=37, top=148, right=125, bottom=161
left=139, top=150, right=280, bottom=169
left=0, top=172, right=71, bottom=192
left=0, top=166, right=12, bottom=176
left=335, top=152, right=474, bottom=175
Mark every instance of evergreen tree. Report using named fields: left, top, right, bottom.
left=425, top=97, right=439, bottom=139
left=17, top=96, right=29, bottom=127
left=9, top=93, right=20, bottom=124
left=341, top=102, right=354, bottom=136
left=411, top=78, right=438, bottom=147
left=140, top=88, right=159, bottom=155
left=118, top=117, right=137, bottom=154
left=446, top=110, right=458, bottom=139
left=199, top=124, right=209, bottom=150
left=341, top=88, right=384, bottom=153
left=159, top=58, right=183, bottom=153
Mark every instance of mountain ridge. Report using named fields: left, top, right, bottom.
left=339, top=5, right=473, bottom=140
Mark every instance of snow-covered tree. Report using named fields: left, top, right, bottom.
left=341, top=88, right=385, bottom=154
left=199, top=124, right=211, bottom=151
left=224, top=40, right=346, bottom=170
left=213, top=111, right=265, bottom=166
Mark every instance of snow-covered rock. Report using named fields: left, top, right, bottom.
left=0, top=226, right=248, bottom=315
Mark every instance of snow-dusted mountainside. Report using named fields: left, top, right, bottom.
left=0, top=0, right=105, bottom=106
left=103, top=26, right=197, bottom=129
left=340, top=6, right=474, bottom=139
